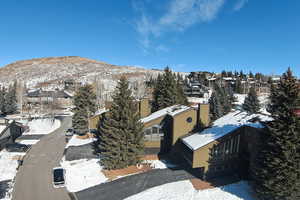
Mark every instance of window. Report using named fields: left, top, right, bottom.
left=152, top=127, right=158, bottom=134
left=186, top=117, right=193, bottom=123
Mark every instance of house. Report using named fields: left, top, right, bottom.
left=26, top=89, right=73, bottom=108
left=180, top=111, right=272, bottom=179
left=0, top=118, right=24, bottom=150
left=141, top=104, right=210, bottom=154
left=88, top=99, right=210, bottom=154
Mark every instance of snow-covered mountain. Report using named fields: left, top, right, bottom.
left=0, top=56, right=161, bottom=88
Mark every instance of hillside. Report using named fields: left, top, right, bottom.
left=0, top=56, right=160, bottom=88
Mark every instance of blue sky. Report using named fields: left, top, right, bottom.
left=0, top=0, right=299, bottom=77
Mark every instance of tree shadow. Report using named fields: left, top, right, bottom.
left=0, top=180, right=11, bottom=199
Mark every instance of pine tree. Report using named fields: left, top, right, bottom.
left=209, top=91, right=223, bottom=121
left=175, top=73, right=188, bottom=105
left=252, top=68, right=300, bottom=200
left=249, top=71, right=254, bottom=78
left=242, top=87, right=260, bottom=114
left=235, top=78, right=243, bottom=94
left=5, top=82, right=18, bottom=115
left=152, top=67, right=187, bottom=111
left=0, top=87, right=7, bottom=115
left=72, top=84, right=96, bottom=135
left=98, top=77, right=144, bottom=169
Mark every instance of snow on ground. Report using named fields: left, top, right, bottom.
left=18, top=118, right=61, bottom=135
left=125, top=180, right=256, bottom=200
left=60, top=158, right=107, bottom=192
left=0, top=150, right=26, bottom=200
left=143, top=160, right=177, bottom=169
left=65, top=135, right=96, bottom=148
left=17, top=139, right=40, bottom=145
left=234, top=94, right=247, bottom=105
left=182, top=110, right=273, bottom=150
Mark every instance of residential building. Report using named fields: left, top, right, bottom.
left=0, top=118, right=24, bottom=150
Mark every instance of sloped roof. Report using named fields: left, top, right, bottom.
left=140, top=105, right=191, bottom=124
left=182, top=111, right=273, bottom=151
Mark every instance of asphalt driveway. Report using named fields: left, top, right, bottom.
left=12, top=116, right=72, bottom=200
left=76, top=168, right=196, bottom=200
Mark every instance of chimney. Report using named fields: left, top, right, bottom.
left=139, top=98, right=151, bottom=118
left=197, top=104, right=210, bottom=128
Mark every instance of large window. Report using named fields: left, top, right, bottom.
left=143, top=125, right=164, bottom=141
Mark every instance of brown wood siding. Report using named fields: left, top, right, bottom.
left=172, top=109, right=198, bottom=146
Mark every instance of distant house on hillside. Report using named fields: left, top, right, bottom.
left=26, top=89, right=73, bottom=109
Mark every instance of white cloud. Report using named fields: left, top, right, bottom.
left=155, top=44, right=170, bottom=52
left=233, top=0, right=248, bottom=11
left=133, top=0, right=225, bottom=50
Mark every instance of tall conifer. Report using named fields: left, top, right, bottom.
left=243, top=87, right=260, bottom=114
left=72, top=84, right=96, bottom=135
left=252, top=68, right=300, bottom=200
left=152, top=67, right=188, bottom=112
left=99, top=77, right=144, bottom=169
left=5, top=82, right=18, bottom=115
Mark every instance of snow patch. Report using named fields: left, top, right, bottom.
left=17, top=140, right=40, bottom=145
left=60, top=158, right=108, bottom=192
left=0, top=150, right=26, bottom=200
left=18, top=118, right=61, bottom=135
left=65, top=135, right=96, bottom=148
left=125, top=181, right=256, bottom=200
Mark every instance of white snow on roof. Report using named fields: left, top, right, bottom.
left=182, top=110, right=273, bottom=150
left=64, top=90, right=74, bottom=97
left=140, top=105, right=191, bottom=123
left=188, top=97, right=209, bottom=104
left=223, top=77, right=233, bottom=80
left=94, top=108, right=108, bottom=116
left=208, top=77, right=216, bottom=81
left=0, top=125, right=7, bottom=134
left=66, top=135, right=96, bottom=148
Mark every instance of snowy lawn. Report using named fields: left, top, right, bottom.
left=60, top=158, right=108, bottom=192
left=0, top=150, right=26, bottom=200
left=125, top=180, right=257, bottom=200
left=17, top=140, right=40, bottom=145
left=18, top=118, right=61, bottom=135
left=65, top=135, right=96, bottom=148
left=143, top=160, right=177, bottom=169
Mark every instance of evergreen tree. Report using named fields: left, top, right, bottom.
left=152, top=67, right=187, bottom=112
left=98, top=77, right=144, bottom=169
left=242, top=87, right=260, bottom=113
left=252, top=68, right=300, bottom=200
left=249, top=71, right=254, bottom=78
left=175, top=73, right=188, bottom=105
left=4, top=82, right=18, bottom=115
left=72, top=84, right=96, bottom=135
left=235, top=78, right=243, bottom=94
left=0, top=87, right=7, bottom=115
left=209, top=91, right=223, bottom=121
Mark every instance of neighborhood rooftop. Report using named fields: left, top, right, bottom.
left=140, top=105, right=191, bottom=124
left=182, top=110, right=273, bottom=151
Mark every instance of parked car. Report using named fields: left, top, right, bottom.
left=5, top=143, right=29, bottom=152
left=65, top=128, right=73, bottom=136
left=52, top=167, right=66, bottom=188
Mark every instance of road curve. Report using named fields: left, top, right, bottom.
left=12, top=116, right=72, bottom=200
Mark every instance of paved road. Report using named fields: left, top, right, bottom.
left=76, top=168, right=196, bottom=200
left=12, top=116, right=72, bottom=200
